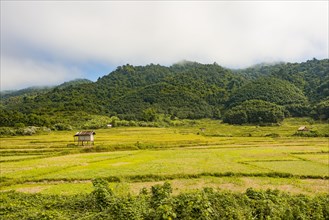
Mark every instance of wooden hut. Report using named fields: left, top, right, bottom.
left=297, top=126, right=309, bottom=132
left=74, top=131, right=96, bottom=146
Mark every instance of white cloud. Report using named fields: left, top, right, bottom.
left=0, top=56, right=83, bottom=90
left=1, top=1, right=328, bottom=90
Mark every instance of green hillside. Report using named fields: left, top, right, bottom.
left=227, top=77, right=308, bottom=107
left=0, top=79, right=92, bottom=99
left=0, top=59, right=328, bottom=128
left=236, top=58, right=329, bottom=102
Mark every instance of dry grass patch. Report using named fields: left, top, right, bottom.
left=127, top=177, right=329, bottom=196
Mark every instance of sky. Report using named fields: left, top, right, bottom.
left=1, top=1, right=328, bottom=91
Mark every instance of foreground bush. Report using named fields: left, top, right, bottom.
left=1, top=180, right=328, bottom=220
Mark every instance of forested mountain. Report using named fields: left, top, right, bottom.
left=0, top=86, right=53, bottom=99
left=235, top=58, right=329, bottom=103
left=0, top=79, right=92, bottom=102
left=226, top=77, right=311, bottom=117
left=227, top=77, right=308, bottom=107
left=1, top=59, right=328, bottom=127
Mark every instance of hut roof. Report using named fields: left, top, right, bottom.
left=297, top=126, right=308, bottom=131
left=74, top=131, right=96, bottom=136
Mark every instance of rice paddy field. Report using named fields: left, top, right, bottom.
left=1, top=118, right=328, bottom=196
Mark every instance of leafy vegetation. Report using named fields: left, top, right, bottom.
left=0, top=79, right=92, bottom=104
left=235, top=58, right=329, bottom=103
left=313, top=99, right=329, bottom=121
left=1, top=181, right=328, bottom=220
left=1, top=59, right=327, bottom=127
left=1, top=118, right=328, bottom=190
left=1, top=58, right=328, bottom=218
left=227, top=77, right=308, bottom=107
left=223, top=100, right=285, bottom=125
left=1, top=119, right=328, bottom=218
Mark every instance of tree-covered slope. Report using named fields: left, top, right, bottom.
left=227, top=77, right=308, bottom=107
left=0, top=59, right=328, bottom=127
left=0, top=79, right=92, bottom=99
left=111, top=82, right=214, bottom=120
left=105, top=62, right=244, bottom=119
left=2, top=62, right=241, bottom=118
left=223, top=100, right=285, bottom=125
left=236, top=58, right=329, bottom=103
left=0, top=79, right=93, bottom=108
left=0, top=86, right=53, bottom=100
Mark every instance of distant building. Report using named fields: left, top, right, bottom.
left=297, top=126, right=309, bottom=132
left=74, top=131, right=96, bottom=146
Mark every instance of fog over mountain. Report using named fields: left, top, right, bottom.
left=1, top=1, right=328, bottom=90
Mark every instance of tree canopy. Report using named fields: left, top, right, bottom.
left=227, top=77, right=308, bottom=107
left=0, top=59, right=328, bottom=127
left=223, top=100, right=285, bottom=125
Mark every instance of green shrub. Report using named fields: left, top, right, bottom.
left=53, top=123, right=72, bottom=131
left=293, top=130, right=320, bottom=137
left=16, top=126, right=38, bottom=135
left=1, top=181, right=329, bottom=219
left=81, top=115, right=111, bottom=129
left=0, top=127, right=16, bottom=136
left=264, top=133, right=280, bottom=138
left=0, top=126, right=51, bottom=136
left=91, top=178, right=114, bottom=210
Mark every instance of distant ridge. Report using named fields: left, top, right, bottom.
left=0, top=58, right=328, bottom=126
left=1, top=79, right=92, bottom=99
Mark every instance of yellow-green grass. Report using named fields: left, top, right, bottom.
left=1, top=118, right=327, bottom=151
left=0, top=155, right=44, bottom=162
left=2, top=177, right=328, bottom=196
left=248, top=160, right=329, bottom=176
left=1, top=146, right=327, bottom=181
left=0, top=131, right=75, bottom=149
left=1, top=151, right=136, bottom=178
left=1, top=118, right=328, bottom=195
left=1, top=182, right=91, bottom=195
left=294, top=154, right=329, bottom=165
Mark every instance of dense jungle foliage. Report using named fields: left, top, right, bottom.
left=222, top=100, right=285, bottom=125
left=227, top=77, right=308, bottom=107
left=0, top=59, right=328, bottom=128
left=1, top=180, right=328, bottom=220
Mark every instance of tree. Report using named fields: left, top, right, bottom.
left=313, top=100, right=329, bottom=121
left=142, top=108, right=158, bottom=122
left=223, top=100, right=285, bottom=125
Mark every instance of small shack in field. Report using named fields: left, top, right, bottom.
left=74, top=131, right=96, bottom=146
left=297, top=126, right=309, bottom=132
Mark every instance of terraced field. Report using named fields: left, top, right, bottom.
left=1, top=118, right=328, bottom=196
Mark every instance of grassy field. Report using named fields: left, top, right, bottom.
left=1, top=118, right=328, bottom=195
